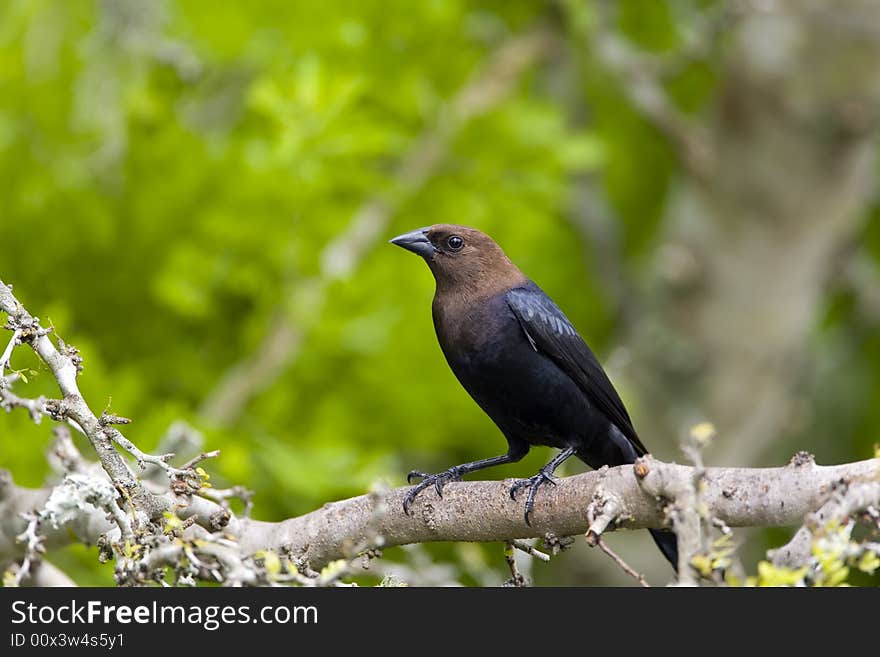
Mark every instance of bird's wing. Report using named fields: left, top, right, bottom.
left=506, top=284, right=648, bottom=456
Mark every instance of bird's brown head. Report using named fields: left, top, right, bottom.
left=390, top=224, right=526, bottom=298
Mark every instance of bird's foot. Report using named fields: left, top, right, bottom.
left=509, top=469, right=557, bottom=526
left=403, top=467, right=462, bottom=515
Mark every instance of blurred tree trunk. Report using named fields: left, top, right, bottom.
left=606, top=1, right=880, bottom=466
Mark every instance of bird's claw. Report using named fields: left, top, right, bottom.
left=509, top=470, right=557, bottom=526
left=407, top=470, right=430, bottom=485
left=403, top=468, right=462, bottom=515
left=509, top=470, right=557, bottom=500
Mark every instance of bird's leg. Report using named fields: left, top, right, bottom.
left=509, top=446, right=576, bottom=526
left=403, top=448, right=527, bottom=516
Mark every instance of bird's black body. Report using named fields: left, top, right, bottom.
left=391, top=224, right=678, bottom=568
left=434, top=280, right=645, bottom=466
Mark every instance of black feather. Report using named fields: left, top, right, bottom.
left=506, top=283, right=649, bottom=457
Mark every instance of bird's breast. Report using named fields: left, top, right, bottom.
left=431, top=289, right=599, bottom=447
left=432, top=292, right=517, bottom=360
left=432, top=293, right=549, bottom=403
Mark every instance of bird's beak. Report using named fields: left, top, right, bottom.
left=389, top=227, right=436, bottom=258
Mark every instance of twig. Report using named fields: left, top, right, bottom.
left=510, top=539, right=551, bottom=562
left=0, top=328, right=21, bottom=374
left=7, top=513, right=43, bottom=586
left=590, top=535, right=650, bottom=588
left=98, top=420, right=185, bottom=476
left=583, top=482, right=650, bottom=586
left=0, top=387, right=48, bottom=422
left=180, top=450, right=221, bottom=470
left=503, top=541, right=528, bottom=587
left=141, top=422, right=208, bottom=484
left=197, top=484, right=254, bottom=517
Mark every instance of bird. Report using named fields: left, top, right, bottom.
left=389, top=223, right=677, bottom=567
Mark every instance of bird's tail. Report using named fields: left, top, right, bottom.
left=649, top=529, right=678, bottom=569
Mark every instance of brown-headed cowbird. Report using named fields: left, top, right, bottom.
left=390, top=224, right=677, bottom=567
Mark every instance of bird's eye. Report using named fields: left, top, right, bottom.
left=446, top=235, right=464, bottom=251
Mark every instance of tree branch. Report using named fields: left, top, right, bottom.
left=0, top=280, right=165, bottom=520
left=230, top=455, right=879, bottom=571
left=2, top=446, right=877, bottom=581
left=768, top=479, right=880, bottom=569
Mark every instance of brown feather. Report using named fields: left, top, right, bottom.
left=424, top=224, right=525, bottom=306
left=422, top=225, right=526, bottom=350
